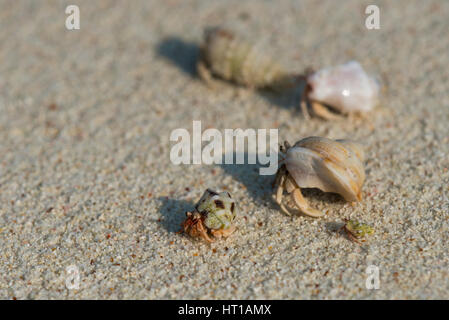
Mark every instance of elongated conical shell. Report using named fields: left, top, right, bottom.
left=285, top=137, right=365, bottom=202
left=202, top=27, right=291, bottom=88
left=307, top=61, right=380, bottom=113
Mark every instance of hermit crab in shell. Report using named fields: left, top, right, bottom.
left=340, top=219, right=374, bottom=244
left=274, top=136, right=366, bottom=217
left=299, top=61, right=380, bottom=120
left=180, top=189, right=238, bottom=243
left=197, top=27, right=296, bottom=90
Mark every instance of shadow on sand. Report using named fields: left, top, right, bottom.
left=156, top=36, right=308, bottom=115
left=258, top=84, right=305, bottom=113
left=156, top=196, right=193, bottom=233
left=156, top=153, right=347, bottom=229
left=218, top=152, right=346, bottom=211
left=156, top=37, right=200, bottom=78
left=218, top=152, right=278, bottom=210
left=325, top=221, right=345, bottom=233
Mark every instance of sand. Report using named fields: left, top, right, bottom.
left=0, top=0, right=448, bottom=299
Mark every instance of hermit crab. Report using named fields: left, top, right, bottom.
left=274, top=136, right=366, bottom=217
left=299, top=61, right=380, bottom=120
left=197, top=27, right=296, bottom=90
left=180, top=189, right=238, bottom=243
left=340, top=219, right=374, bottom=244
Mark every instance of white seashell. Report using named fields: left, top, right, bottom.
left=274, top=136, right=366, bottom=217
left=306, top=61, right=380, bottom=115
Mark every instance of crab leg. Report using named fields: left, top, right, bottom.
left=279, top=201, right=293, bottom=216
left=211, top=225, right=236, bottom=239
left=292, top=188, right=325, bottom=218
left=311, top=101, right=343, bottom=120
left=178, top=213, right=192, bottom=234
left=300, top=95, right=311, bottom=120
left=345, top=229, right=363, bottom=245
left=196, top=220, right=214, bottom=243
left=272, top=166, right=283, bottom=188
left=196, top=47, right=218, bottom=89
left=275, top=174, right=294, bottom=216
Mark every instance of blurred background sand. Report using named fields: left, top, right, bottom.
left=0, top=0, right=448, bottom=299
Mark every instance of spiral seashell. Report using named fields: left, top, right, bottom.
left=274, top=136, right=366, bottom=217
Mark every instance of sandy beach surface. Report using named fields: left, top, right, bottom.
left=0, top=0, right=448, bottom=299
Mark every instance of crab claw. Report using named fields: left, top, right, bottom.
left=292, top=189, right=325, bottom=218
